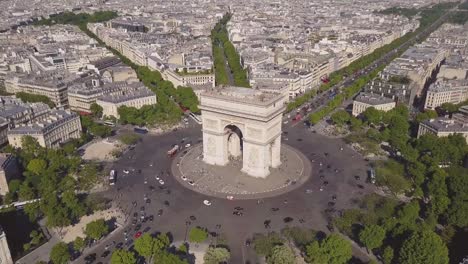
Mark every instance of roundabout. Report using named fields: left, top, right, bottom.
left=172, top=143, right=312, bottom=199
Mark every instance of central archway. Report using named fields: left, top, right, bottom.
left=225, top=125, right=243, bottom=159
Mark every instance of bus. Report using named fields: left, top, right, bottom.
left=103, top=120, right=115, bottom=127
left=109, top=170, right=116, bottom=185
left=189, top=113, right=202, bottom=125
left=368, top=168, right=376, bottom=184
left=134, top=127, right=148, bottom=134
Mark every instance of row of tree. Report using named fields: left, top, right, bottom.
left=252, top=227, right=353, bottom=264
left=15, top=92, right=55, bottom=108
left=33, top=11, right=118, bottom=27
left=287, top=2, right=454, bottom=115
left=210, top=13, right=250, bottom=87
left=4, top=136, right=103, bottom=227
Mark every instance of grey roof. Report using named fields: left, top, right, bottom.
left=8, top=110, right=78, bottom=135
left=422, top=115, right=468, bottom=133
left=98, top=87, right=156, bottom=104
left=354, top=92, right=394, bottom=105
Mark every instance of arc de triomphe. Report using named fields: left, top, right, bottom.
left=199, top=86, right=286, bottom=178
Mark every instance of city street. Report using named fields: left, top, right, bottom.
left=74, top=122, right=374, bottom=264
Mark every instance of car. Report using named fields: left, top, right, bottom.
left=149, top=215, right=154, bottom=222
left=188, top=180, right=195, bottom=186
left=101, top=251, right=110, bottom=258
left=123, top=169, right=129, bottom=174
left=203, top=200, right=211, bottom=206
left=156, top=176, right=160, bottom=180
left=140, top=206, right=145, bottom=212
left=245, top=239, right=251, bottom=247
left=85, top=254, right=96, bottom=263
left=134, top=232, right=142, bottom=239
left=305, top=189, right=313, bottom=194
left=332, top=195, right=337, bottom=201
left=159, top=180, right=165, bottom=185
left=146, top=199, right=151, bottom=204
left=319, top=186, right=324, bottom=191
left=134, top=224, right=141, bottom=231
left=234, top=206, right=243, bottom=211
left=189, top=215, right=197, bottom=221
left=131, top=219, right=137, bottom=225
left=133, top=212, right=138, bottom=218
left=144, top=179, right=148, bottom=184
left=185, top=143, right=191, bottom=148
left=149, top=163, right=153, bottom=167
left=323, top=181, right=329, bottom=186
left=181, top=176, right=188, bottom=181
left=157, top=209, right=163, bottom=216
left=354, top=175, right=361, bottom=180
left=233, top=211, right=243, bottom=216
left=226, top=195, right=234, bottom=200
left=271, top=207, right=279, bottom=212
left=164, top=200, right=170, bottom=206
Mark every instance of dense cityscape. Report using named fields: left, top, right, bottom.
left=0, top=0, right=467, bottom=263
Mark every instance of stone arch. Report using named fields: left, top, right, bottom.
left=225, top=124, right=243, bottom=159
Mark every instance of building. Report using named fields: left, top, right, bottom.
left=7, top=110, right=82, bottom=149
left=0, top=226, right=13, bottom=264
left=200, top=86, right=286, bottom=178
left=101, top=66, right=138, bottom=83
left=96, top=87, right=157, bottom=118
left=108, top=19, right=146, bottom=32
left=352, top=92, right=396, bottom=116
left=68, top=80, right=145, bottom=113
left=418, top=112, right=468, bottom=143
left=424, top=80, right=468, bottom=110
left=0, top=153, right=19, bottom=196
left=164, top=69, right=215, bottom=88
left=0, top=118, right=9, bottom=146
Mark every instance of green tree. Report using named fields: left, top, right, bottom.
left=90, top=103, right=103, bottom=118
left=330, top=110, right=350, bottom=126
left=415, top=110, right=438, bottom=123
left=382, top=246, right=394, bottom=264
left=110, top=249, right=136, bottom=264
left=440, top=102, right=458, bottom=114
left=18, top=182, right=35, bottom=201
left=188, top=227, right=208, bottom=243
left=203, top=247, right=231, bottom=264
left=398, top=230, right=448, bottom=264
left=305, top=233, right=352, bottom=264
left=134, top=233, right=156, bottom=261
left=73, top=237, right=85, bottom=252
left=154, top=252, right=188, bottom=264
left=50, top=242, right=70, bottom=264
left=268, top=245, right=295, bottom=264
left=27, top=159, right=47, bottom=175
left=359, top=225, right=386, bottom=252
left=118, top=133, right=140, bottom=145
left=253, top=232, right=284, bottom=256
left=84, top=218, right=109, bottom=240
left=362, top=107, right=383, bottom=124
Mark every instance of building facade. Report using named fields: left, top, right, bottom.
left=0, top=226, right=13, bottom=264
left=424, top=80, right=468, bottom=110
left=96, top=88, right=157, bottom=118
left=352, top=92, right=396, bottom=116
left=418, top=113, right=468, bottom=143
left=0, top=154, right=19, bottom=196
left=7, top=110, right=82, bottom=149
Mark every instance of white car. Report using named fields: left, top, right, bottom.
left=188, top=180, right=195, bottom=186
left=159, top=180, right=165, bottom=185
left=149, top=164, right=153, bottom=167
left=319, top=186, right=324, bottom=191
left=181, top=176, right=188, bottom=181
left=156, top=176, right=160, bottom=180
left=185, top=143, right=191, bottom=148
left=144, top=179, right=148, bottom=184
left=203, top=200, right=211, bottom=206
left=123, top=169, right=129, bottom=174
left=226, top=196, right=234, bottom=200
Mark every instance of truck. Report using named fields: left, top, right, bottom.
left=167, top=145, right=179, bottom=157
left=109, top=170, right=116, bottom=185
left=134, top=127, right=148, bottom=134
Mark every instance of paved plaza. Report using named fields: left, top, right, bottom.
left=173, top=144, right=312, bottom=199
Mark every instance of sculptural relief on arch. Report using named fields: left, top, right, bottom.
left=199, top=86, right=286, bottom=178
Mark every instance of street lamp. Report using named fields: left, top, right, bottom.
left=184, top=220, right=191, bottom=242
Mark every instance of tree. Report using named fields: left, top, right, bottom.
left=50, top=242, right=70, bottom=264
left=90, top=103, right=103, bottom=118
left=134, top=233, right=156, bottom=261
left=18, top=182, right=35, bottom=201
left=110, top=249, right=136, bottom=264
left=203, top=247, right=231, bottom=264
left=440, top=102, right=458, bottom=114
left=253, top=232, right=284, bottom=256
left=27, top=158, right=47, bottom=175
left=118, top=133, right=140, bottom=145
left=382, top=246, right=394, bottom=264
left=268, top=245, right=295, bottom=264
left=85, top=219, right=109, bottom=240
left=188, top=227, right=208, bottom=243
left=362, top=107, right=383, bottom=124
left=415, top=110, right=438, bottom=123
left=154, top=252, right=188, bottom=264
left=305, top=233, right=352, bottom=264
left=399, top=230, right=448, bottom=264
left=359, top=225, right=386, bottom=252
left=73, top=237, right=85, bottom=252
left=330, top=110, right=350, bottom=126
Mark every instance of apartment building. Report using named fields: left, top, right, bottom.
left=4, top=74, right=69, bottom=107
left=97, top=87, right=157, bottom=118
left=352, top=92, right=396, bottom=116
left=0, top=153, right=19, bottom=196
left=164, top=69, right=215, bottom=88
left=7, top=110, right=82, bottom=149
left=418, top=112, right=468, bottom=143
left=424, top=80, right=468, bottom=110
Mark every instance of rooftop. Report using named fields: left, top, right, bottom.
left=201, top=86, right=284, bottom=106
left=354, top=92, right=395, bottom=105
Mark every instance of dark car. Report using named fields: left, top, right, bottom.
left=134, top=224, right=142, bottom=231
left=146, top=199, right=151, bottom=204
left=158, top=209, right=163, bottom=216
left=85, top=253, right=96, bottom=263
left=101, top=251, right=110, bottom=258
left=133, top=212, right=138, bottom=218
left=149, top=215, right=154, bottom=221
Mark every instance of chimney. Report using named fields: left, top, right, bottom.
left=92, top=79, right=100, bottom=87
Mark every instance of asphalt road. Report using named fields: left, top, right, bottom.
left=74, top=122, right=374, bottom=264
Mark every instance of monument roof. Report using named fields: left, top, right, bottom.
left=202, top=86, right=283, bottom=106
